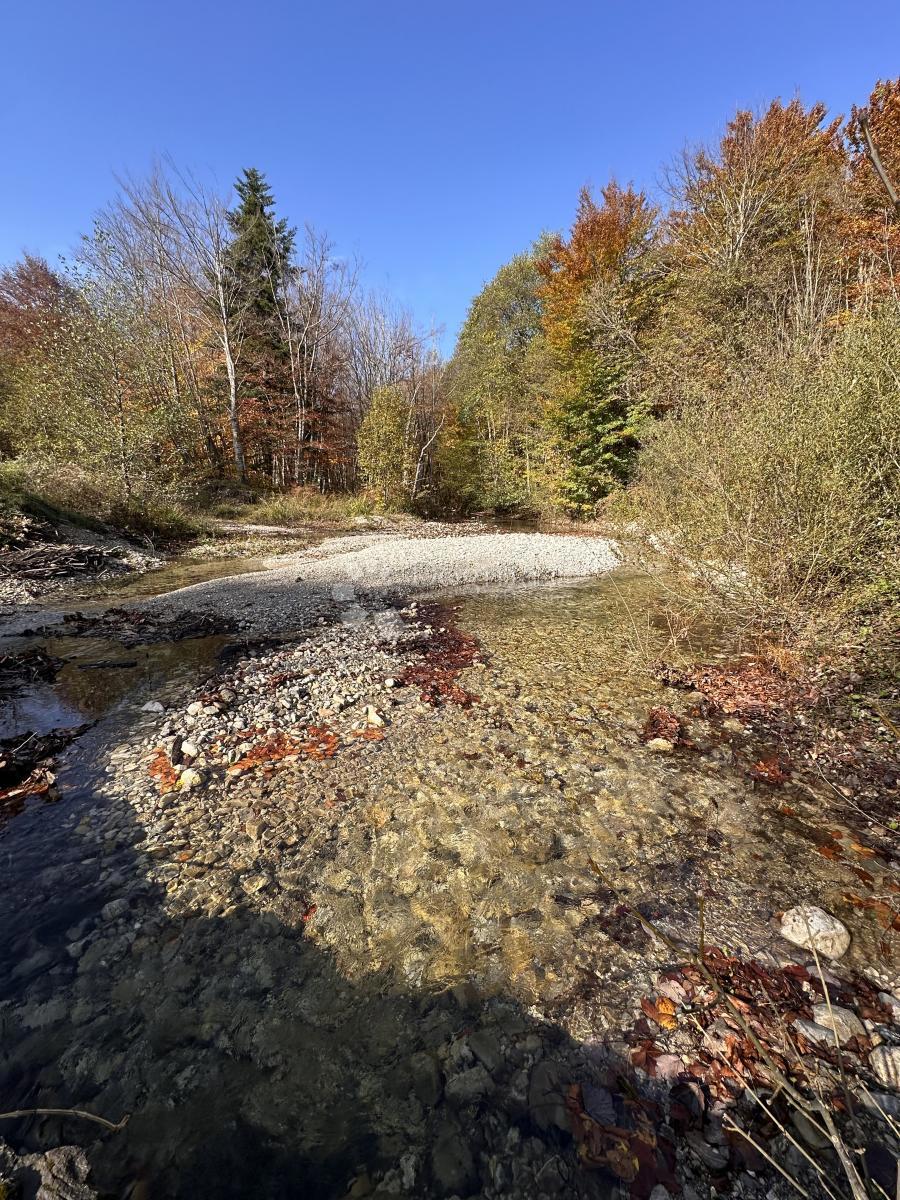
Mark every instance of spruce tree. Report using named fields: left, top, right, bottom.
left=225, top=168, right=296, bottom=474
left=226, top=167, right=295, bottom=327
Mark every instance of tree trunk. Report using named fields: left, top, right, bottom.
left=222, top=327, right=245, bottom=482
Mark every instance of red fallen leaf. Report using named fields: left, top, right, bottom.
left=398, top=605, right=481, bottom=707
left=852, top=867, right=876, bottom=885
left=779, top=804, right=797, bottom=815
left=651, top=1054, right=684, bottom=1082
left=841, top=891, right=900, bottom=928
left=817, top=843, right=843, bottom=860
left=849, top=840, right=879, bottom=859
left=631, top=1040, right=662, bottom=1072
left=640, top=996, right=660, bottom=1023
left=229, top=727, right=340, bottom=773
left=640, top=706, right=695, bottom=748
left=632, top=1017, right=656, bottom=1039
left=656, top=976, right=690, bottom=1006
left=301, top=903, right=317, bottom=922
left=148, top=748, right=178, bottom=794
left=350, top=727, right=385, bottom=742
left=652, top=657, right=817, bottom=715
left=782, top=964, right=812, bottom=983
left=748, top=755, right=790, bottom=785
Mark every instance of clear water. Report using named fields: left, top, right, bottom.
left=0, top=566, right=893, bottom=1198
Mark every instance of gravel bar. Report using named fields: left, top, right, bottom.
left=132, top=532, right=620, bottom=633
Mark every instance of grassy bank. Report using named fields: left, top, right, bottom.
left=0, top=458, right=203, bottom=546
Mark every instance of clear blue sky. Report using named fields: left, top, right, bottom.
left=3, top=0, right=899, bottom=353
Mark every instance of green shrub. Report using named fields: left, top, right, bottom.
left=626, top=307, right=900, bottom=647
left=0, top=455, right=201, bottom=544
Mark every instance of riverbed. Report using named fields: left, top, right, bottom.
left=0, top=533, right=897, bottom=1200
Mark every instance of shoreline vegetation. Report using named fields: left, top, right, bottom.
left=0, top=75, right=898, bottom=1200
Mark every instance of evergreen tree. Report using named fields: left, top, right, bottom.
left=226, top=167, right=295, bottom=327
left=538, top=184, right=662, bottom=513
left=225, top=168, right=296, bottom=473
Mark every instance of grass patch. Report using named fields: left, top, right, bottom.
left=221, top=488, right=376, bottom=527
left=0, top=457, right=202, bottom=546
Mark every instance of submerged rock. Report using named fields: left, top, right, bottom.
left=780, top=905, right=850, bottom=959
left=430, top=1125, right=477, bottom=1196
left=645, top=737, right=674, bottom=753
left=445, top=1063, right=494, bottom=1104
left=528, top=1059, right=570, bottom=1133
left=793, top=1018, right=841, bottom=1046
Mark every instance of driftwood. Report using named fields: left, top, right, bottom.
left=0, top=647, right=61, bottom=693
left=0, top=543, right=122, bottom=581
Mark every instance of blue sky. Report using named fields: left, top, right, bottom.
left=3, top=0, right=899, bottom=352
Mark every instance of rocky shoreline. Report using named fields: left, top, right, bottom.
left=0, top=537, right=897, bottom=1200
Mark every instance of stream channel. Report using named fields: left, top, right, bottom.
left=0, top=547, right=896, bottom=1199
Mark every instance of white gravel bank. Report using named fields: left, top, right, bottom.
left=131, top=531, right=620, bottom=633
left=295, top=532, right=620, bottom=589
left=0, top=532, right=621, bottom=639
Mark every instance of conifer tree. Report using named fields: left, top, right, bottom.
left=225, top=168, right=296, bottom=473
left=227, top=167, right=295, bottom=328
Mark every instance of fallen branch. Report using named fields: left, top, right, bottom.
left=0, top=1106, right=129, bottom=1132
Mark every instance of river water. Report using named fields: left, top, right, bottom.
left=0, top=557, right=895, bottom=1198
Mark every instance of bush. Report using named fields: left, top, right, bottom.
left=0, top=455, right=201, bottom=544
left=241, top=488, right=375, bottom=527
left=625, top=307, right=900, bottom=648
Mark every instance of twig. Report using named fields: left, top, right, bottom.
left=698, top=892, right=706, bottom=961
left=587, top=857, right=872, bottom=1200
left=744, top=1083, right=846, bottom=1200
left=0, top=1107, right=129, bottom=1132
left=587, top=856, right=811, bottom=1112
left=859, top=113, right=900, bottom=218
left=723, top=1114, right=811, bottom=1198
left=802, top=919, right=871, bottom=1200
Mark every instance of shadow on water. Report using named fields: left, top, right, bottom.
left=0, top=585, right=643, bottom=1200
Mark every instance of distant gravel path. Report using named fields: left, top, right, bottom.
left=138, top=531, right=620, bottom=633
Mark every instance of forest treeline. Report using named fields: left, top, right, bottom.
left=0, top=165, right=442, bottom=525
left=1, top=81, right=898, bottom=646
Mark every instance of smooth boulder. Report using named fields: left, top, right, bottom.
left=780, top=905, right=850, bottom=960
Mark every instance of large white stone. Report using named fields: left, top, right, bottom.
left=780, top=905, right=850, bottom=960
left=793, top=1019, right=837, bottom=1046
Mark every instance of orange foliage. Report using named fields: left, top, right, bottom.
left=670, top=100, right=845, bottom=274
left=845, top=79, right=900, bottom=289
left=148, top=748, right=179, bottom=794
left=537, top=182, right=656, bottom=353
left=227, top=726, right=339, bottom=774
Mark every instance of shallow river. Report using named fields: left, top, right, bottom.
left=0, top=562, right=895, bottom=1199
